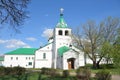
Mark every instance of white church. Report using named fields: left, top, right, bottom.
left=3, top=9, right=93, bottom=70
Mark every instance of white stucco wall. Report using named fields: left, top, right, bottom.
left=35, top=43, right=52, bottom=68
left=86, top=57, right=113, bottom=65
left=63, top=50, right=79, bottom=70
left=56, top=55, right=63, bottom=69
left=62, top=50, right=85, bottom=70
left=78, top=52, right=85, bottom=66
left=53, top=28, right=72, bottom=69
left=4, top=55, right=34, bottom=68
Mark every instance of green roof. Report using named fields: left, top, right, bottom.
left=6, top=48, right=37, bottom=55
left=56, top=14, right=68, bottom=28
left=58, top=46, right=70, bottom=56
left=0, top=57, right=4, bottom=61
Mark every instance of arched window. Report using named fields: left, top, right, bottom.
left=43, top=53, right=46, bottom=59
left=65, top=30, right=69, bottom=36
left=58, top=30, right=63, bottom=35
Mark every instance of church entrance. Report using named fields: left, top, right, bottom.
left=67, top=58, right=75, bottom=69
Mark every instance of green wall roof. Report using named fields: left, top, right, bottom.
left=58, top=46, right=70, bottom=56
left=5, top=48, right=37, bottom=55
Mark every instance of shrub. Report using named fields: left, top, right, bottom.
left=49, top=68, right=58, bottom=77
left=100, top=64, right=114, bottom=69
left=4, top=67, right=13, bottom=75
left=95, top=69, right=111, bottom=80
left=63, top=70, right=69, bottom=78
left=41, top=68, right=59, bottom=77
left=0, top=66, right=5, bottom=76
left=12, top=66, right=26, bottom=75
left=41, top=67, right=50, bottom=75
left=85, top=64, right=93, bottom=69
left=76, top=67, right=91, bottom=80
left=0, top=67, right=14, bottom=75
left=0, top=66, right=26, bottom=76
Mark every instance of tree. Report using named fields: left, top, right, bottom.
left=72, top=17, right=120, bottom=69
left=112, top=28, right=120, bottom=73
left=112, top=44, right=120, bottom=70
left=100, top=41, right=113, bottom=64
left=0, top=0, right=30, bottom=32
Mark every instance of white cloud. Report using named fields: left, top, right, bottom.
left=0, top=39, right=31, bottom=49
left=23, top=45, right=31, bottom=48
left=41, top=28, right=53, bottom=39
left=26, top=37, right=37, bottom=41
left=6, top=44, right=16, bottom=48
left=0, top=40, right=6, bottom=44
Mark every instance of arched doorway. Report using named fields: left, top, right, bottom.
left=67, top=58, right=75, bottom=69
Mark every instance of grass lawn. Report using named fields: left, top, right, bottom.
left=0, top=64, right=119, bottom=80
left=86, top=64, right=120, bottom=75
left=0, top=72, right=78, bottom=80
left=26, top=64, right=120, bottom=75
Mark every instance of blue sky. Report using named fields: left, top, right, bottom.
left=0, top=0, right=120, bottom=55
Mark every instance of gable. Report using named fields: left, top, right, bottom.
left=5, top=48, right=37, bottom=55
left=37, top=42, right=53, bottom=51
left=58, top=46, right=70, bottom=56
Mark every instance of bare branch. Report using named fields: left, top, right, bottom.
left=0, top=0, right=30, bottom=32
left=72, top=17, right=120, bottom=68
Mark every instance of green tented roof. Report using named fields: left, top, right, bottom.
left=0, top=57, right=4, bottom=61
left=58, top=46, right=70, bottom=56
left=56, top=14, right=68, bottom=28
left=5, top=48, right=37, bottom=55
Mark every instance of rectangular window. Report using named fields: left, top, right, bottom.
left=43, top=53, right=46, bottom=59
left=11, top=57, right=13, bottom=60
left=16, top=57, right=18, bottom=60
left=28, top=62, right=32, bottom=65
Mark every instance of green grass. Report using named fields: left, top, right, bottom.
left=0, top=72, right=78, bottom=80
left=91, top=68, right=120, bottom=75
left=27, top=64, right=120, bottom=75
left=0, top=64, right=119, bottom=80
left=85, top=64, right=120, bottom=75
left=0, top=75, right=16, bottom=80
left=0, top=70, right=114, bottom=80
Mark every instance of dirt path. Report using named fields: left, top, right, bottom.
left=70, top=72, right=120, bottom=80
left=91, top=73, right=120, bottom=80
left=112, top=75, right=120, bottom=80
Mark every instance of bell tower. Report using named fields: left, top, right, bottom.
left=52, top=8, right=72, bottom=68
